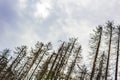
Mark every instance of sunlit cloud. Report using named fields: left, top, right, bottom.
left=34, top=0, right=52, bottom=19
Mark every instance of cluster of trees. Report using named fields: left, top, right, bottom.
left=0, top=21, right=120, bottom=80
left=89, top=21, right=120, bottom=80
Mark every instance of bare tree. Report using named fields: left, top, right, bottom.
left=104, top=21, right=114, bottom=80
left=96, top=52, right=107, bottom=80
left=22, top=42, right=43, bottom=80
left=36, top=53, right=55, bottom=80
left=66, top=45, right=82, bottom=80
left=28, top=42, right=52, bottom=80
left=90, top=26, right=103, bottom=80
left=45, top=42, right=65, bottom=80
left=114, top=26, right=120, bottom=80
left=0, top=49, right=10, bottom=72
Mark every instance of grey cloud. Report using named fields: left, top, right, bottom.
left=1, top=0, right=120, bottom=53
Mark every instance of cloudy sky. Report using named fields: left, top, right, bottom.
left=0, top=0, right=120, bottom=56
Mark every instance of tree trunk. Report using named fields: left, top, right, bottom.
left=96, top=53, right=104, bottom=80
left=90, top=27, right=102, bottom=80
left=105, top=26, right=112, bottom=80
left=66, top=46, right=81, bottom=80
left=115, top=27, right=120, bottom=80
left=28, top=50, right=46, bottom=80
left=45, top=42, right=64, bottom=80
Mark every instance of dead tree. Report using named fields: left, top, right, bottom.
left=28, top=42, right=52, bottom=80
left=66, top=45, right=82, bottom=80
left=115, top=26, right=120, bottom=80
left=105, top=21, right=113, bottom=80
left=0, top=46, right=27, bottom=80
left=52, top=43, right=71, bottom=80
left=96, top=52, right=106, bottom=80
left=90, top=26, right=103, bottom=80
left=22, top=42, right=43, bottom=80
left=45, top=42, right=65, bottom=80
left=77, top=64, right=89, bottom=80
left=36, top=53, right=55, bottom=80
left=0, top=49, right=10, bottom=73
left=60, top=38, right=77, bottom=76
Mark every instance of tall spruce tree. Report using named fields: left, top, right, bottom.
left=90, top=26, right=103, bottom=80
left=115, top=26, right=120, bottom=80
left=104, top=21, right=114, bottom=80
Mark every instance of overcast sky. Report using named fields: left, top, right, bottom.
left=0, top=0, right=120, bottom=56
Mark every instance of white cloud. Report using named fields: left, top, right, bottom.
left=19, top=0, right=27, bottom=9
left=19, top=27, right=41, bottom=47
left=1, top=0, right=120, bottom=62
left=34, top=0, right=52, bottom=19
left=77, top=0, right=92, bottom=8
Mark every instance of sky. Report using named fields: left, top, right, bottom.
left=0, top=0, right=120, bottom=57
